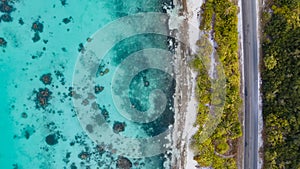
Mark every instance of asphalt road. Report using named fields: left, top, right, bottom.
left=241, top=0, right=259, bottom=168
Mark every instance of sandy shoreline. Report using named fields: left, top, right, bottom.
left=168, top=0, right=248, bottom=168
left=167, top=0, right=203, bottom=168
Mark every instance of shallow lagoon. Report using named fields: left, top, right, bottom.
left=0, top=0, right=175, bottom=168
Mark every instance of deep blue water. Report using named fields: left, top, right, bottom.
left=0, top=0, right=175, bottom=168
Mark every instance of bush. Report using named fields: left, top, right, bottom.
left=191, top=0, right=242, bottom=167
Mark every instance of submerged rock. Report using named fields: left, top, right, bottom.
left=144, top=81, right=150, bottom=87
left=94, top=85, right=104, bottom=94
left=35, top=88, right=52, bottom=108
left=45, top=134, right=58, bottom=145
left=70, top=163, right=77, bottom=169
left=116, top=156, right=132, bottom=169
left=78, top=43, right=84, bottom=53
left=12, top=163, right=18, bottom=169
left=0, top=2, right=14, bottom=14
left=0, top=1, right=15, bottom=23
left=62, top=17, right=72, bottom=24
left=0, top=13, right=13, bottom=22
left=96, top=144, right=105, bottom=154
left=60, top=0, right=67, bottom=6
left=31, top=21, right=44, bottom=33
left=113, top=121, right=126, bottom=133
left=32, top=32, right=40, bottom=42
left=40, top=73, right=52, bottom=85
left=0, top=37, right=7, bottom=47
left=18, top=18, right=24, bottom=25
left=78, top=152, right=90, bottom=160
left=100, top=106, right=110, bottom=121
left=21, top=125, right=35, bottom=140
left=99, top=68, right=109, bottom=76
left=86, top=37, right=92, bottom=42
left=21, top=112, right=28, bottom=118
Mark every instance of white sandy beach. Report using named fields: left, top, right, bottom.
left=167, top=0, right=203, bottom=168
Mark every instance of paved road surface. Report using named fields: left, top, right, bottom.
left=241, top=0, right=259, bottom=168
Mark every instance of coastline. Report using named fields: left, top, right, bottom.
left=169, top=0, right=247, bottom=168
left=167, top=0, right=203, bottom=168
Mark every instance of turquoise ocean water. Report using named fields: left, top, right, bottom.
left=0, top=0, right=175, bottom=168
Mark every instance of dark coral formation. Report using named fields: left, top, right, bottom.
left=96, top=145, right=105, bottom=154
left=0, top=13, right=12, bottom=22
left=78, top=152, right=90, bottom=160
left=144, top=81, right=149, bottom=87
left=45, top=122, right=58, bottom=132
left=0, top=0, right=15, bottom=22
left=60, top=0, right=67, bottom=6
left=62, top=16, right=72, bottom=24
left=70, top=163, right=77, bottom=169
left=31, top=21, right=44, bottom=33
left=63, top=152, right=71, bottom=164
left=35, top=88, right=52, bottom=108
left=94, top=85, right=104, bottom=94
left=113, top=121, right=126, bottom=133
left=96, top=63, right=110, bottom=76
left=142, top=76, right=150, bottom=87
left=78, top=43, right=85, bottom=53
left=86, top=37, right=92, bottom=42
left=100, top=106, right=110, bottom=121
left=0, top=37, right=7, bottom=47
left=0, top=1, right=14, bottom=14
left=18, top=18, right=24, bottom=25
left=22, top=125, right=35, bottom=140
left=99, top=68, right=109, bottom=76
left=40, top=73, right=52, bottom=85
left=116, top=156, right=132, bottom=169
left=12, top=164, right=18, bottom=169
left=68, top=87, right=80, bottom=99
left=54, top=70, right=66, bottom=85
left=21, top=112, right=27, bottom=118
left=32, top=32, right=40, bottom=42
left=45, top=134, right=58, bottom=145
left=31, top=21, right=44, bottom=42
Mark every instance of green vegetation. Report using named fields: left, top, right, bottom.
left=191, top=0, right=242, bottom=168
left=261, top=0, right=300, bottom=168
